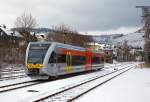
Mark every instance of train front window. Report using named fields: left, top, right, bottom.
left=27, top=44, right=50, bottom=64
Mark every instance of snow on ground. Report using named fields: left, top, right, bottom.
left=0, top=62, right=123, bottom=87
left=0, top=77, right=35, bottom=87
left=0, top=68, right=112, bottom=102
left=76, top=67, right=150, bottom=102
left=0, top=62, right=130, bottom=102
left=0, top=64, right=26, bottom=80
left=0, top=63, right=129, bottom=86
left=0, top=62, right=142, bottom=102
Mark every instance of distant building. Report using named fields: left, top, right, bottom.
left=0, top=25, right=22, bottom=48
left=87, top=42, right=102, bottom=51
left=35, top=32, right=48, bottom=41
left=104, top=49, right=113, bottom=63
left=0, top=25, right=23, bottom=63
left=28, top=28, right=53, bottom=42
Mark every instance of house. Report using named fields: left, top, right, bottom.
left=0, top=25, right=22, bottom=48
left=104, top=49, right=113, bottom=63
left=0, top=25, right=23, bottom=63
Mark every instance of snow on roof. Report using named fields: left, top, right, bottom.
left=0, top=26, right=22, bottom=37
left=114, top=32, right=145, bottom=49
left=36, top=32, right=46, bottom=35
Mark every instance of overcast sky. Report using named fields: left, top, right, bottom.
left=0, top=0, right=149, bottom=35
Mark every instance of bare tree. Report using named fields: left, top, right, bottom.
left=14, top=12, right=37, bottom=64
left=47, top=24, right=93, bottom=47
left=116, top=40, right=131, bottom=61
left=122, top=40, right=130, bottom=61
left=14, top=11, right=37, bottom=43
left=15, top=11, right=37, bottom=31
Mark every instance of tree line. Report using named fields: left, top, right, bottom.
left=0, top=12, right=93, bottom=64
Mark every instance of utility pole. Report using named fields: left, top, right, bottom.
left=10, top=32, right=14, bottom=77
left=63, top=30, right=67, bottom=44
left=136, top=6, right=150, bottom=62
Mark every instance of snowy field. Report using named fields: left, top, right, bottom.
left=77, top=67, right=150, bottom=102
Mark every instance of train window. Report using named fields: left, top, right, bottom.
left=92, top=56, right=101, bottom=64
left=27, top=44, right=50, bottom=64
left=101, top=57, right=104, bottom=63
left=57, top=54, right=66, bottom=63
left=49, top=52, right=56, bottom=63
left=29, top=44, right=50, bottom=50
left=72, top=55, right=85, bottom=66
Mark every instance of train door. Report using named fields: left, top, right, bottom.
left=85, top=48, right=92, bottom=71
left=65, top=51, right=72, bottom=73
left=48, top=51, right=58, bottom=75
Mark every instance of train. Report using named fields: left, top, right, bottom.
left=25, top=42, right=104, bottom=79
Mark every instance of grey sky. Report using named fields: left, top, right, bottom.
left=0, top=0, right=149, bottom=34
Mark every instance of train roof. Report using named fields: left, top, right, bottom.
left=28, top=42, right=104, bottom=53
left=55, top=42, right=86, bottom=51
left=29, top=41, right=85, bottom=51
left=29, top=41, right=52, bottom=44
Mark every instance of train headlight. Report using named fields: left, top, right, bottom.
left=27, top=64, right=43, bottom=69
left=37, top=64, right=43, bottom=68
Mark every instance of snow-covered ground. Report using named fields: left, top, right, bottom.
left=77, top=67, right=150, bottom=102
left=0, top=64, right=26, bottom=80
left=0, top=62, right=149, bottom=102
left=0, top=62, right=130, bottom=102
left=0, top=69, right=112, bottom=102
left=0, top=62, right=127, bottom=88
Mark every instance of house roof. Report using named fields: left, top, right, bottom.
left=0, top=26, right=22, bottom=37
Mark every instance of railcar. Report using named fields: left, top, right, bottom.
left=25, top=42, right=104, bottom=79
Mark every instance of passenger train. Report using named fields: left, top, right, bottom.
left=25, top=42, right=104, bottom=79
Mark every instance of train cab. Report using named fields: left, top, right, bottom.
left=25, top=42, right=51, bottom=78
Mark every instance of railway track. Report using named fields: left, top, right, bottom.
left=0, top=63, right=123, bottom=93
left=0, top=74, right=27, bottom=81
left=29, top=64, right=135, bottom=102
left=104, top=62, right=131, bottom=69
left=0, top=62, right=128, bottom=81
left=0, top=66, right=26, bottom=81
left=0, top=80, right=45, bottom=93
left=0, top=63, right=124, bottom=81
left=0, top=63, right=124, bottom=93
left=0, top=63, right=137, bottom=102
